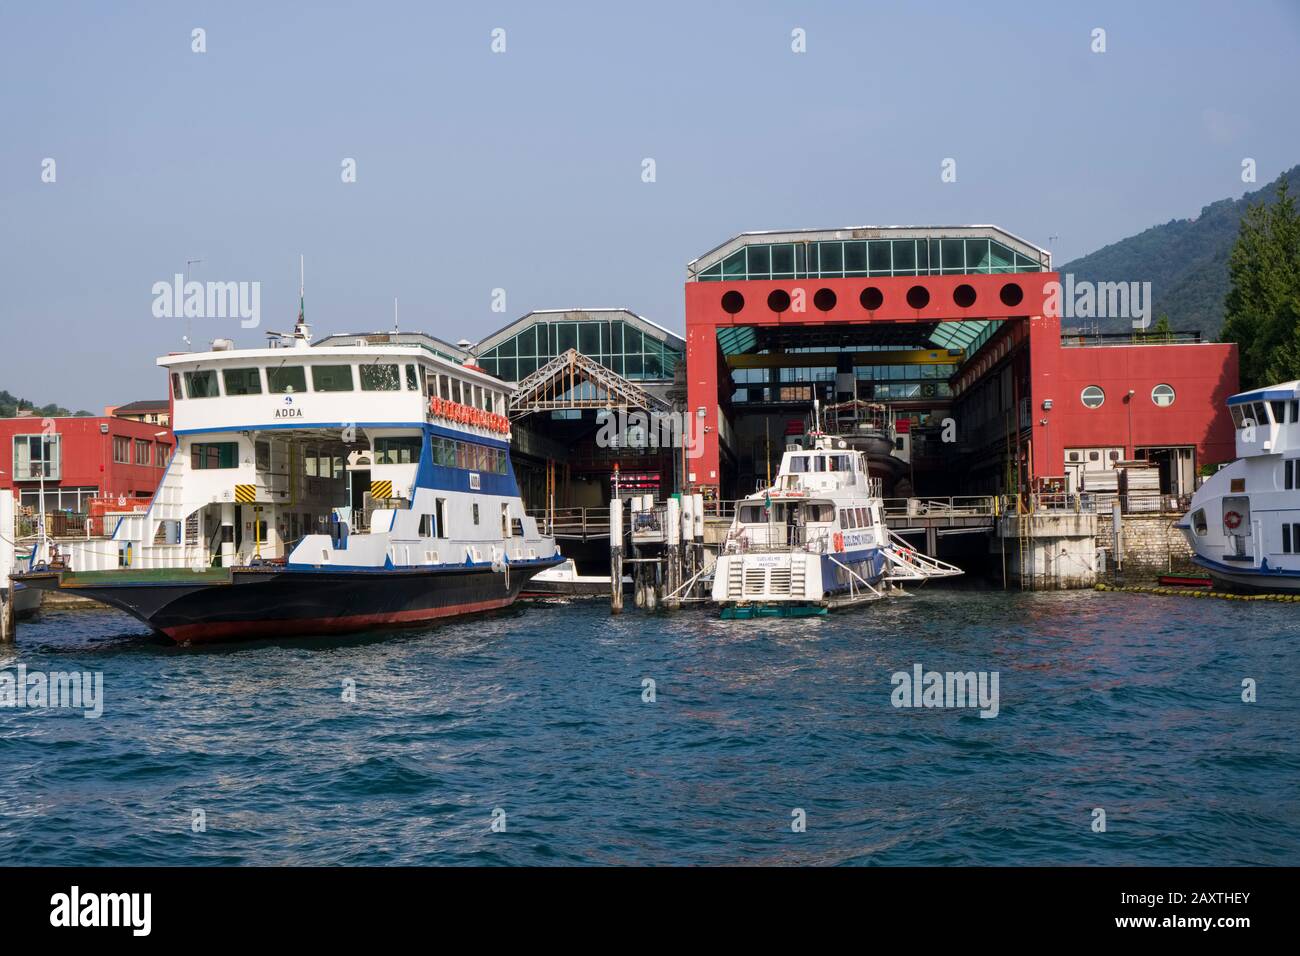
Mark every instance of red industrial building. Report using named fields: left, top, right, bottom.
left=1, top=412, right=173, bottom=522
left=683, top=226, right=1238, bottom=500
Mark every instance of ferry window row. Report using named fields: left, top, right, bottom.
left=787, top=454, right=855, bottom=473
left=430, top=373, right=506, bottom=414
left=430, top=437, right=509, bottom=474
left=1230, top=399, right=1300, bottom=428
left=173, top=363, right=429, bottom=399
left=840, top=507, right=875, bottom=529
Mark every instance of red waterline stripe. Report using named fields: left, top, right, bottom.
left=163, top=596, right=515, bottom=643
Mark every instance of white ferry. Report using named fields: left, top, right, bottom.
left=711, top=424, right=961, bottom=617
left=1178, top=381, right=1300, bottom=592
left=15, top=322, right=561, bottom=642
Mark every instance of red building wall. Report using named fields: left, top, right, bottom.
left=1028, top=311, right=1238, bottom=474
left=0, top=416, right=173, bottom=504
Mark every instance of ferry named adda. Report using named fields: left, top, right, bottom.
left=1179, top=380, right=1300, bottom=592
left=711, top=411, right=962, bottom=617
left=15, top=320, right=561, bottom=642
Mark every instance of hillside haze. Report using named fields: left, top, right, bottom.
left=1058, top=165, right=1300, bottom=336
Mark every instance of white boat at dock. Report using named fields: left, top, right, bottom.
left=1179, top=380, right=1300, bottom=592
left=711, top=419, right=962, bottom=617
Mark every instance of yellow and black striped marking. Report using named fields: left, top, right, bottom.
left=370, top=479, right=394, bottom=500
left=234, top=483, right=257, bottom=504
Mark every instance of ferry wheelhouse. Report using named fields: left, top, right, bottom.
left=15, top=328, right=561, bottom=641
left=1179, top=381, right=1300, bottom=592
left=711, top=429, right=960, bottom=617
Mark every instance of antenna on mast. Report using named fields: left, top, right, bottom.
left=393, top=296, right=399, bottom=334
left=293, top=254, right=311, bottom=347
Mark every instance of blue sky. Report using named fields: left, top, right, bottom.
left=2, top=0, right=1298, bottom=411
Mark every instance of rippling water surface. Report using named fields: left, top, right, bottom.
left=2, top=588, right=1298, bottom=865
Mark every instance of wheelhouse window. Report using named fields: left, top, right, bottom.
left=312, top=365, right=354, bottom=392
left=788, top=456, right=809, bottom=473
left=1191, top=509, right=1207, bottom=536
left=222, top=367, right=263, bottom=395
left=738, top=504, right=764, bottom=523
left=191, top=442, right=238, bottom=469
left=267, top=365, right=307, bottom=394
left=405, top=365, right=419, bottom=391
left=1080, top=386, right=1104, bottom=409
left=184, top=369, right=220, bottom=398
left=171, top=373, right=183, bottom=400
left=375, top=436, right=423, bottom=464
left=360, top=364, right=402, bottom=391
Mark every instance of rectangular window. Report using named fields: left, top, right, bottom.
left=1291, top=400, right=1299, bottom=424
left=134, top=439, right=150, bottom=465
left=155, top=443, right=171, bottom=466
left=406, top=364, right=419, bottom=391
left=359, top=364, right=402, bottom=391
left=1287, top=460, right=1295, bottom=491
left=472, top=502, right=480, bottom=526
left=112, top=436, right=130, bottom=464
left=1285, top=524, right=1293, bottom=554
left=312, top=365, right=354, bottom=392
left=222, top=367, right=263, bottom=395
left=375, top=436, right=423, bottom=464
left=435, top=498, right=448, bottom=538
left=255, top=441, right=270, bottom=471
left=171, top=373, right=183, bottom=400
left=12, top=434, right=63, bottom=480
left=267, top=365, right=307, bottom=394
left=184, top=369, right=220, bottom=398
left=1272, top=400, right=1287, bottom=425
left=419, top=513, right=434, bottom=537
left=190, top=442, right=238, bottom=469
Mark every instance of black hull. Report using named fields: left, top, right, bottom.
left=15, top=560, right=559, bottom=643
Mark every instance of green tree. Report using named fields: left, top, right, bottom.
left=1220, top=180, right=1300, bottom=387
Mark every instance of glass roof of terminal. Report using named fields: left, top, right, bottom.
left=695, top=237, right=1043, bottom=281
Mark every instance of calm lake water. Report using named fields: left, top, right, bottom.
left=2, top=588, right=1298, bottom=865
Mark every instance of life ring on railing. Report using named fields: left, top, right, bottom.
left=1224, top=510, right=1243, bottom=530
left=833, top=531, right=844, bottom=552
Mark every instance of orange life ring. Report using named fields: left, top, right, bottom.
left=833, top=531, right=844, bottom=551
left=1224, top=510, right=1243, bottom=530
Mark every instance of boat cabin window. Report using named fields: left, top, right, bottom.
left=828, top=455, right=851, bottom=472
left=183, top=369, right=220, bottom=399
left=223, top=367, right=263, bottom=396
left=406, top=365, right=419, bottom=391
left=191, top=442, right=238, bottom=469
left=360, top=364, right=402, bottom=391
left=788, top=456, right=809, bottom=473
left=1271, top=401, right=1288, bottom=425
left=375, top=436, right=423, bottom=464
left=171, top=373, right=183, bottom=400
left=841, top=509, right=855, bottom=529
left=312, top=365, right=355, bottom=392
left=267, top=365, right=307, bottom=394
left=1191, top=508, right=1207, bottom=536
left=738, top=504, right=765, bottom=523
left=1291, top=400, right=1299, bottom=424
left=1282, top=522, right=1300, bottom=554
